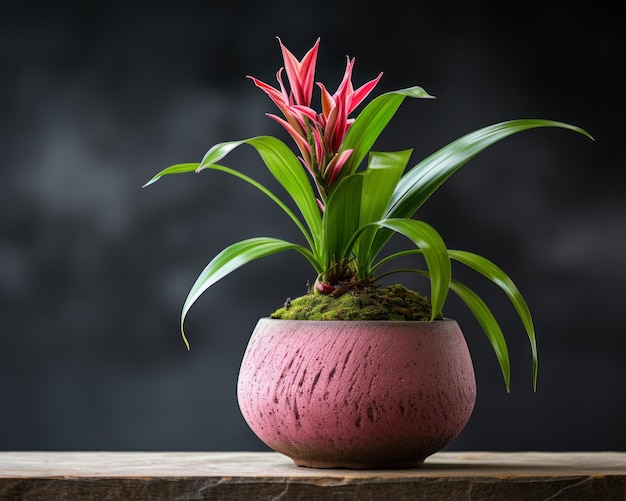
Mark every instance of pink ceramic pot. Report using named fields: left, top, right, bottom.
left=237, top=318, right=476, bottom=469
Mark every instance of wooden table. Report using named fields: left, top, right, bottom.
left=1, top=451, right=625, bottom=500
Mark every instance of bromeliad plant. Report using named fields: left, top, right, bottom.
left=145, top=38, right=592, bottom=391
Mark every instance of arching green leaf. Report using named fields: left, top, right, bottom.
left=448, top=279, right=511, bottom=392
left=449, top=249, right=538, bottom=390
left=388, top=119, right=592, bottom=218
left=340, top=86, right=434, bottom=174
left=370, top=120, right=593, bottom=257
left=367, top=218, right=450, bottom=319
left=143, top=163, right=201, bottom=187
left=181, top=237, right=319, bottom=349
left=199, top=136, right=323, bottom=257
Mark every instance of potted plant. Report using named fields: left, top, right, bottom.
left=145, top=38, right=592, bottom=469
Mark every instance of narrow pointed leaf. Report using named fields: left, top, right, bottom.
left=360, top=150, right=412, bottom=226
left=339, top=86, right=434, bottom=175
left=388, top=119, right=593, bottom=218
left=369, top=218, right=450, bottom=319
left=449, top=249, right=538, bottom=389
left=143, top=163, right=200, bottom=187
left=197, top=136, right=323, bottom=257
left=371, top=120, right=593, bottom=258
left=145, top=159, right=316, bottom=251
left=323, top=174, right=364, bottom=262
left=448, top=279, right=511, bottom=392
left=356, top=150, right=412, bottom=274
left=181, top=237, right=318, bottom=349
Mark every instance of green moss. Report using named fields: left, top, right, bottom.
left=270, top=284, right=441, bottom=321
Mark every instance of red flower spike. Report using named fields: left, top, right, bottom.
left=249, top=38, right=382, bottom=197
left=278, top=37, right=320, bottom=107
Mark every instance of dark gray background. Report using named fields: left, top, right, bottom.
left=1, top=1, right=624, bottom=452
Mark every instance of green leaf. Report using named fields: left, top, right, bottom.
left=360, top=150, right=412, bottom=226
left=142, top=163, right=201, bottom=187
left=144, top=157, right=317, bottom=252
left=200, top=163, right=316, bottom=252
left=180, top=237, right=317, bottom=349
left=449, top=250, right=538, bottom=390
left=370, top=119, right=593, bottom=258
left=240, top=137, right=322, bottom=251
left=370, top=248, right=423, bottom=275
left=368, top=218, right=451, bottom=319
left=323, top=174, right=364, bottom=264
left=340, top=86, right=434, bottom=175
left=448, top=279, right=511, bottom=392
left=388, top=119, right=593, bottom=218
left=196, top=136, right=323, bottom=258
left=356, top=150, right=412, bottom=276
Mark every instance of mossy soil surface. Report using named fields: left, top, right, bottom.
left=270, top=284, right=441, bottom=321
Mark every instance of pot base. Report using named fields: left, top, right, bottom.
left=293, top=458, right=425, bottom=469
left=290, top=456, right=424, bottom=470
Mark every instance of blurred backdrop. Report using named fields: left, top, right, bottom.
left=1, top=1, right=624, bottom=452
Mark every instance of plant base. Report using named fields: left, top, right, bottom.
left=270, top=284, right=436, bottom=321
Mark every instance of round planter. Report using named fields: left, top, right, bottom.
left=237, top=318, right=476, bottom=469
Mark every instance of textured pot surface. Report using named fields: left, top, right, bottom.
left=237, top=318, right=476, bottom=469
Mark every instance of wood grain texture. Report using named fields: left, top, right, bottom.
left=1, top=452, right=625, bottom=500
